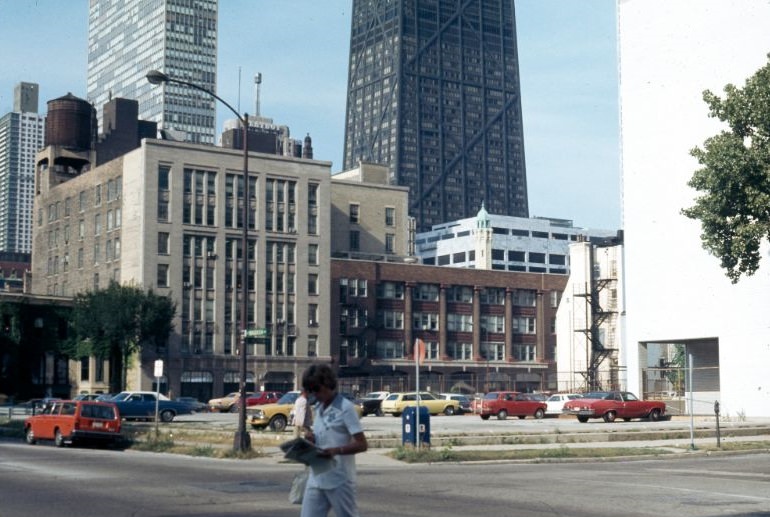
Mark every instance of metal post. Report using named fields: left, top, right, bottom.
left=234, top=112, right=252, bottom=452
left=688, top=353, right=694, bottom=450
left=145, top=70, right=252, bottom=452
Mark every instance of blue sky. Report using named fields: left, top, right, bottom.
left=0, top=0, right=620, bottom=230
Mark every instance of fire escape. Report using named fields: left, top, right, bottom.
left=573, top=257, right=617, bottom=391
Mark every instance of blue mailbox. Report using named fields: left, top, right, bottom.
left=401, top=405, right=430, bottom=446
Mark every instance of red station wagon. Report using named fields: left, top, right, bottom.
left=473, top=391, right=547, bottom=420
left=24, top=400, right=123, bottom=447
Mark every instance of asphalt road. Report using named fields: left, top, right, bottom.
left=2, top=438, right=769, bottom=517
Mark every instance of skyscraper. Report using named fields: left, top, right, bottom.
left=343, top=0, right=529, bottom=231
left=0, top=82, right=44, bottom=253
left=87, top=0, right=218, bottom=144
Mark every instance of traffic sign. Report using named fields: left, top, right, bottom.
left=243, top=328, right=269, bottom=338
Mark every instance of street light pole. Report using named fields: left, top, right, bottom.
left=146, top=70, right=252, bottom=452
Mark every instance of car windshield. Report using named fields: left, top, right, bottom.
left=483, top=393, right=500, bottom=400
left=363, top=393, right=383, bottom=400
left=111, top=392, right=131, bottom=401
left=276, top=392, right=299, bottom=404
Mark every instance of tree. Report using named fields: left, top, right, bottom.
left=683, top=55, right=770, bottom=283
left=67, top=281, right=176, bottom=393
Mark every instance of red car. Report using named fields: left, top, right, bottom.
left=245, top=391, right=282, bottom=407
left=473, top=391, right=546, bottom=420
left=562, top=391, right=666, bottom=423
left=24, top=399, right=123, bottom=447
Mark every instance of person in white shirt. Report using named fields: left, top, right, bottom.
left=300, top=364, right=367, bottom=517
left=292, top=389, right=310, bottom=438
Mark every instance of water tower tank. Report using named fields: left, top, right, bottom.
left=45, top=93, right=95, bottom=151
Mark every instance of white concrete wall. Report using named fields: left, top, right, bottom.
left=619, top=0, right=770, bottom=416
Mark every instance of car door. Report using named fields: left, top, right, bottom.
left=620, top=392, right=644, bottom=417
left=418, top=392, right=440, bottom=413
left=34, top=402, right=60, bottom=439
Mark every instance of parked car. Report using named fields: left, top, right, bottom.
left=356, top=391, right=390, bottom=416
left=438, top=393, right=472, bottom=414
left=380, top=392, right=461, bottom=416
left=207, top=391, right=255, bottom=413
left=249, top=391, right=300, bottom=432
left=24, top=399, right=123, bottom=447
left=175, top=397, right=208, bottom=412
left=473, top=391, right=546, bottom=420
left=545, top=393, right=583, bottom=416
left=110, top=391, right=194, bottom=422
left=245, top=391, right=283, bottom=407
left=562, top=391, right=666, bottom=423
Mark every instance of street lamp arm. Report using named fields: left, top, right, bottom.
left=145, top=70, right=245, bottom=124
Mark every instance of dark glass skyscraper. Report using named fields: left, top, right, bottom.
left=343, top=0, right=528, bottom=231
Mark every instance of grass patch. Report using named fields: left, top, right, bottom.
left=675, top=440, right=770, bottom=452
left=127, top=429, right=267, bottom=459
left=388, top=445, right=674, bottom=463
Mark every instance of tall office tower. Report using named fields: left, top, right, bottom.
left=87, top=0, right=218, bottom=144
left=0, top=82, right=44, bottom=253
left=343, top=0, right=529, bottom=232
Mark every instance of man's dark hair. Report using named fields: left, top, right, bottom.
left=302, top=364, right=337, bottom=391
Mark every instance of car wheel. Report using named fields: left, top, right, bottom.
left=269, top=414, right=288, bottom=432
left=497, top=409, right=508, bottom=420
left=649, top=408, right=662, bottom=421
left=25, top=427, right=36, bottom=445
left=480, top=414, right=490, bottom=420
left=160, top=409, right=175, bottom=422
left=603, top=410, right=617, bottom=423
left=444, top=406, right=455, bottom=416
left=534, top=408, right=545, bottom=420
left=229, top=404, right=239, bottom=413
left=54, top=429, right=65, bottom=447
left=577, top=415, right=589, bottom=423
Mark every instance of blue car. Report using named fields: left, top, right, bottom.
left=110, top=391, right=194, bottom=422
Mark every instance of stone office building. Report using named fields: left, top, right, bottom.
left=33, top=98, right=332, bottom=400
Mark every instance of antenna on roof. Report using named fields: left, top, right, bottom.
left=254, top=73, right=262, bottom=117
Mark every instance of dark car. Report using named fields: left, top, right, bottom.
left=110, top=391, right=194, bottom=422
left=175, top=397, right=208, bottom=412
left=356, top=391, right=390, bottom=416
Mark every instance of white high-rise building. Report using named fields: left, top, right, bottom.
left=0, top=82, right=44, bottom=253
left=619, top=0, right=770, bottom=416
left=87, top=0, right=218, bottom=144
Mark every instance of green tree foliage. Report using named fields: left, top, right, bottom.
left=683, top=56, right=770, bottom=283
left=67, top=281, right=176, bottom=392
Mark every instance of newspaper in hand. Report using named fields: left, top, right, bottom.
left=280, top=437, right=333, bottom=472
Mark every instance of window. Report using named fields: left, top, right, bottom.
left=385, top=207, right=395, bottom=226
left=308, top=243, right=318, bottom=265
left=308, top=335, right=317, bottom=356
left=513, top=317, right=536, bottom=334
left=447, top=313, right=473, bottom=332
left=376, top=340, right=404, bottom=359
left=94, top=214, right=101, bottom=235
left=157, top=264, right=169, bottom=288
left=508, top=250, right=526, bottom=262
left=349, top=230, right=360, bottom=251
left=385, top=233, right=395, bottom=254
left=309, top=304, right=319, bottom=325
left=512, top=289, right=537, bottom=306
left=481, top=342, right=505, bottom=361
left=158, top=232, right=170, bottom=254
left=448, top=342, right=473, bottom=360
left=376, top=281, right=404, bottom=299
left=413, top=312, right=439, bottom=330
left=349, top=203, right=360, bottom=223
left=447, top=285, right=472, bottom=303
left=308, top=274, right=319, bottom=295
left=414, top=283, right=438, bottom=301
left=513, top=344, right=536, bottom=362
left=377, top=310, right=403, bottom=329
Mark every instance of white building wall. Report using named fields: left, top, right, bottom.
left=619, top=0, right=770, bottom=416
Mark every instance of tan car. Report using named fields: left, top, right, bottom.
left=249, top=391, right=300, bottom=431
left=208, top=391, right=254, bottom=413
left=380, top=391, right=461, bottom=417
left=249, top=392, right=363, bottom=432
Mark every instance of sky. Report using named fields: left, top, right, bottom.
left=0, top=0, right=620, bottom=230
